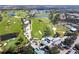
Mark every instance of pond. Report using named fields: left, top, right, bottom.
left=0, top=33, right=18, bottom=41
left=8, top=12, right=16, bottom=16
left=34, top=14, right=48, bottom=18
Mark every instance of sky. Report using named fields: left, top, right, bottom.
left=0, top=0, right=79, bottom=5
left=0, top=5, right=79, bottom=10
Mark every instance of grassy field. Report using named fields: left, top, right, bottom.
left=55, top=24, right=69, bottom=37
left=31, top=18, right=54, bottom=40
left=0, top=10, right=28, bottom=53
left=0, top=10, right=27, bottom=35
left=1, top=32, right=28, bottom=53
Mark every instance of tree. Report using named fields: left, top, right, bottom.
left=0, top=14, right=2, bottom=22
left=75, top=43, right=79, bottom=50
left=48, top=10, right=55, bottom=24
left=50, top=45, right=60, bottom=54
left=53, top=13, right=60, bottom=24
left=15, top=37, right=23, bottom=45
left=27, top=10, right=35, bottom=18
left=63, top=37, right=74, bottom=46
left=43, top=45, right=60, bottom=54
left=19, top=44, right=34, bottom=54
left=48, top=10, right=53, bottom=21
left=74, top=43, right=79, bottom=54
left=53, top=32, right=60, bottom=37
left=48, top=11, right=60, bottom=25
left=64, top=31, right=77, bottom=37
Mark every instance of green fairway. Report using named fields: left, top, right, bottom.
left=0, top=10, right=28, bottom=53
left=55, top=24, right=68, bottom=37
left=0, top=10, right=27, bottom=35
left=31, top=18, right=54, bottom=40
left=1, top=33, right=28, bottom=53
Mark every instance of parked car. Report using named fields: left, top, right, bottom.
left=66, top=50, right=71, bottom=54
left=63, top=45, right=70, bottom=49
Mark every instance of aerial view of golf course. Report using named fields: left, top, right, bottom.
left=0, top=5, right=79, bottom=54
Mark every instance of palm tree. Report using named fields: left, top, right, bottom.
left=48, top=10, right=60, bottom=25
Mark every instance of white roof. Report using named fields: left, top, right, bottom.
left=34, top=48, right=45, bottom=54
left=66, top=25, right=77, bottom=31
left=31, top=43, right=39, bottom=49
left=71, top=28, right=77, bottom=31
left=42, top=37, right=61, bottom=46
left=42, top=37, right=53, bottom=41
left=54, top=40, right=61, bottom=45
left=53, top=37, right=61, bottom=42
left=42, top=40, right=49, bottom=45
left=24, top=21, right=29, bottom=24
left=53, top=37, right=62, bottom=45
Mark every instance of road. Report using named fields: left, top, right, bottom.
left=23, top=19, right=39, bottom=48
left=23, top=19, right=79, bottom=54
left=23, top=20, right=31, bottom=41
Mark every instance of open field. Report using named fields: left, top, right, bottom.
left=0, top=10, right=27, bottom=35
left=0, top=10, right=28, bottom=53
left=55, top=24, right=69, bottom=37
left=31, top=18, right=54, bottom=40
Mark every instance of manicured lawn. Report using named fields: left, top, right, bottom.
left=15, top=10, right=28, bottom=18
left=55, top=24, right=68, bottom=37
left=32, top=18, right=54, bottom=40
left=0, top=10, right=23, bottom=35
left=0, top=10, right=29, bottom=35
left=2, top=33, right=28, bottom=52
left=0, top=10, right=28, bottom=52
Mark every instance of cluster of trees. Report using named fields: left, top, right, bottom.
left=0, top=14, right=2, bottom=22
left=27, top=10, right=36, bottom=18
left=63, top=32, right=77, bottom=47
left=18, top=44, right=34, bottom=54
left=43, top=45, right=60, bottom=54
left=53, top=32, right=60, bottom=37
left=63, top=37, right=74, bottom=47
left=71, top=43, right=79, bottom=54
left=2, top=37, right=26, bottom=54
left=65, top=16, right=79, bottom=24
left=48, top=10, right=60, bottom=25
left=75, top=44, right=79, bottom=50
left=74, top=43, right=79, bottom=54
left=15, top=37, right=23, bottom=45
left=49, top=45, right=60, bottom=54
